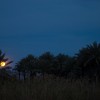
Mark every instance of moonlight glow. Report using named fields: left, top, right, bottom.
left=0, top=61, right=6, bottom=67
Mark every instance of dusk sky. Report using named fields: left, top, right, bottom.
left=0, top=0, right=100, bottom=63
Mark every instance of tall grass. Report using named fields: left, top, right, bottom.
left=0, top=77, right=100, bottom=100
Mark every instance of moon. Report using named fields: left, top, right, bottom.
left=0, top=61, right=6, bottom=67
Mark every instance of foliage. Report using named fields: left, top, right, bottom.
left=0, top=50, right=13, bottom=80
left=75, top=42, right=100, bottom=79
left=15, top=55, right=38, bottom=80
left=1, top=42, right=100, bottom=81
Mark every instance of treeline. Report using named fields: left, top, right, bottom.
left=13, top=41, right=100, bottom=81
left=0, top=41, right=100, bottom=81
left=14, top=53, right=75, bottom=80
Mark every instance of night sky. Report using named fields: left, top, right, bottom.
left=0, top=0, right=100, bottom=63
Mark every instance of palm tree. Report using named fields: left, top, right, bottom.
left=25, top=55, right=38, bottom=79
left=15, top=58, right=28, bottom=80
left=55, top=54, right=70, bottom=76
left=38, top=52, right=54, bottom=77
left=0, top=50, right=13, bottom=80
left=15, top=54, right=38, bottom=80
left=14, top=63, right=22, bottom=80
left=0, top=50, right=13, bottom=68
left=63, top=57, right=76, bottom=78
left=75, top=42, right=100, bottom=80
left=19, top=58, right=27, bottom=80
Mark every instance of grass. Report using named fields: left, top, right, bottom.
left=0, top=76, right=100, bottom=100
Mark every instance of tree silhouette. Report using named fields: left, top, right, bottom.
left=13, top=41, right=100, bottom=81
left=14, top=62, right=22, bottom=80
left=75, top=42, right=100, bottom=80
left=16, top=58, right=27, bottom=80
left=0, top=50, right=13, bottom=80
left=55, top=54, right=70, bottom=76
left=24, top=55, right=37, bottom=79
left=15, top=54, right=37, bottom=80
left=38, top=52, right=54, bottom=77
left=0, top=50, right=13, bottom=68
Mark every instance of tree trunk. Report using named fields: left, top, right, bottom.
left=18, top=71, right=20, bottom=80
left=23, top=72, right=26, bottom=80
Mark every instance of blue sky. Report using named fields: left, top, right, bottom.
left=0, top=0, right=100, bottom=63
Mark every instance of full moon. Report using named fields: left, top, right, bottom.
left=0, top=62, right=6, bottom=67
